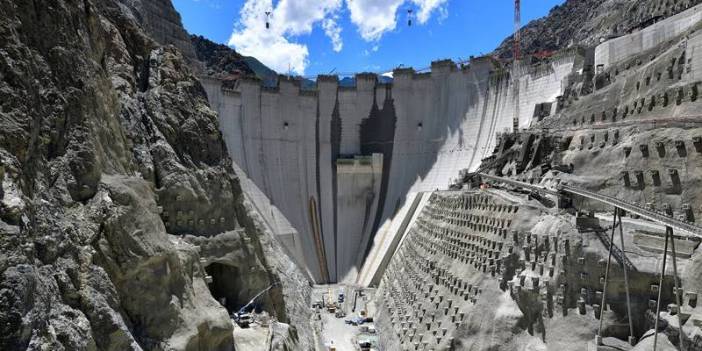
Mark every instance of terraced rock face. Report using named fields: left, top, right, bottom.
left=435, top=2, right=702, bottom=350
left=0, top=0, right=310, bottom=350
left=375, top=191, right=688, bottom=351
left=480, top=3, right=702, bottom=228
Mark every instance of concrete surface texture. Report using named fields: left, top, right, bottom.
left=595, top=4, right=702, bottom=69
left=202, top=52, right=579, bottom=284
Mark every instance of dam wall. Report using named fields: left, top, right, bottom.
left=202, top=54, right=582, bottom=283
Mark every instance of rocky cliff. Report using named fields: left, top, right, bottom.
left=0, top=0, right=310, bottom=350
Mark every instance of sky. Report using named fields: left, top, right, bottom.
left=173, top=0, right=564, bottom=77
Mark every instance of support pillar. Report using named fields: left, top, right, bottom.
left=669, top=226, right=685, bottom=351
left=617, top=209, right=636, bottom=346
left=598, top=207, right=618, bottom=344
left=653, top=226, right=670, bottom=351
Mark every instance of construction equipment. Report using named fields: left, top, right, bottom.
left=235, top=313, right=252, bottom=328
left=514, top=0, right=521, bottom=61
left=265, top=10, right=272, bottom=29
left=338, top=290, right=345, bottom=303
left=325, top=287, right=337, bottom=313
left=232, top=282, right=278, bottom=327
left=513, top=0, right=521, bottom=132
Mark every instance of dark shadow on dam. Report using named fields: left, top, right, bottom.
left=333, top=67, right=506, bottom=280
left=359, top=85, right=396, bottom=257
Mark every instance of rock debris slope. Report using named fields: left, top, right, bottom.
left=0, top=0, right=310, bottom=350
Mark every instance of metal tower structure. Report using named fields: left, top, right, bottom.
left=513, top=0, right=521, bottom=132
left=514, top=0, right=521, bottom=60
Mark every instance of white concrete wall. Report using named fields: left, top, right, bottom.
left=201, top=77, right=322, bottom=281
left=595, top=4, right=702, bottom=68
left=687, top=28, right=702, bottom=81
left=317, top=78, right=338, bottom=282
left=338, top=76, right=377, bottom=155
left=356, top=191, right=426, bottom=287
left=378, top=58, right=572, bottom=228
left=334, top=154, right=383, bottom=283
left=202, top=54, right=577, bottom=283
left=514, top=57, right=576, bottom=129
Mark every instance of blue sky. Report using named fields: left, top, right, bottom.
left=173, top=0, right=564, bottom=77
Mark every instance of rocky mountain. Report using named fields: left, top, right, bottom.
left=190, top=35, right=278, bottom=86
left=190, top=35, right=256, bottom=78
left=494, top=0, right=702, bottom=59
left=0, top=0, right=310, bottom=350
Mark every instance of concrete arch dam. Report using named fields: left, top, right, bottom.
left=201, top=54, right=580, bottom=283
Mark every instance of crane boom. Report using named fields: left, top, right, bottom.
left=514, top=0, right=521, bottom=61
left=236, top=282, right=278, bottom=316
left=513, top=0, right=521, bottom=132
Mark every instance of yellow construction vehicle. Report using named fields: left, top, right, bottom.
left=325, top=287, right=337, bottom=313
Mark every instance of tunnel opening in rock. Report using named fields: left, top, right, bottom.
left=205, top=263, right=250, bottom=313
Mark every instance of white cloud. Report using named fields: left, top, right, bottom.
left=228, top=0, right=450, bottom=73
left=411, top=0, right=448, bottom=24
left=228, top=0, right=342, bottom=74
left=276, top=0, right=342, bottom=34
left=230, top=29, right=309, bottom=74
left=346, top=0, right=405, bottom=41
left=345, top=0, right=449, bottom=41
left=322, top=17, right=343, bottom=52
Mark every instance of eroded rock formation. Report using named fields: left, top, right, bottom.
left=0, top=0, right=310, bottom=350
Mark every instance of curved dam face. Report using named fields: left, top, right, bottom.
left=201, top=55, right=581, bottom=283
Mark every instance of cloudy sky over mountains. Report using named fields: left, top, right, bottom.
left=175, top=0, right=563, bottom=76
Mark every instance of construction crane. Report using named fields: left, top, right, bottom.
left=514, top=0, right=521, bottom=61
left=513, top=0, right=521, bottom=132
